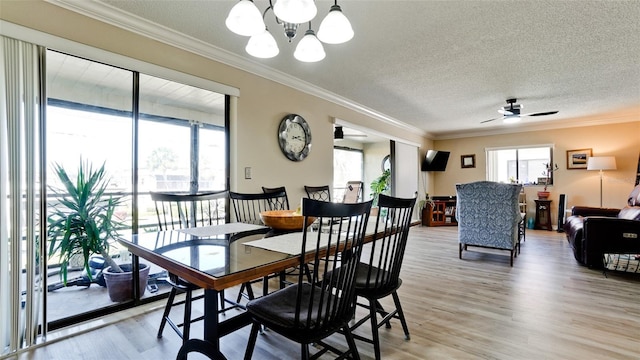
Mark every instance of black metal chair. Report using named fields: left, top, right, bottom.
left=342, top=180, right=364, bottom=204
left=244, top=198, right=373, bottom=360
left=304, top=185, right=332, bottom=202
left=262, top=186, right=290, bottom=210
left=229, top=190, right=288, bottom=301
left=176, top=339, right=228, bottom=360
left=348, top=194, right=416, bottom=360
left=150, top=190, right=227, bottom=344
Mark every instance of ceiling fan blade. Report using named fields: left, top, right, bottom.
left=481, top=116, right=505, bottom=124
left=522, top=111, right=559, bottom=117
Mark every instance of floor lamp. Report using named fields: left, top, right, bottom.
left=586, top=156, right=617, bottom=207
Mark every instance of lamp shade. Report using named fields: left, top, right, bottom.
left=246, top=29, right=280, bottom=58
left=273, top=0, right=317, bottom=24
left=317, top=5, right=354, bottom=44
left=225, top=0, right=265, bottom=37
left=294, top=29, right=326, bottom=62
left=587, top=156, right=617, bottom=171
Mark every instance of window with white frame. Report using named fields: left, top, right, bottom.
left=486, top=145, right=554, bottom=185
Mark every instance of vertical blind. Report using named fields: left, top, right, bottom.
left=0, top=35, right=44, bottom=356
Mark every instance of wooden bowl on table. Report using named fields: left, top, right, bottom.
left=259, top=210, right=316, bottom=231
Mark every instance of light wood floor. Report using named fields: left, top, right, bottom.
left=14, top=227, right=640, bottom=359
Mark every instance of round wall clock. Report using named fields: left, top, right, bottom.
left=382, top=154, right=391, bottom=172
left=278, top=114, right=312, bottom=161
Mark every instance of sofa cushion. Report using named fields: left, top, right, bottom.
left=571, top=206, right=620, bottom=217
left=564, top=215, right=585, bottom=263
left=618, top=206, right=640, bottom=221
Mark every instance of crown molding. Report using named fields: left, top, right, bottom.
left=46, top=0, right=426, bottom=138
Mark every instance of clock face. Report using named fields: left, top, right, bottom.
left=278, top=114, right=311, bottom=161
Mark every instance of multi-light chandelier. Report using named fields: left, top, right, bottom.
left=225, top=0, right=354, bottom=62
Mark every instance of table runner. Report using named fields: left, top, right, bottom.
left=176, top=222, right=267, bottom=237
left=244, top=231, right=332, bottom=255
left=245, top=219, right=381, bottom=255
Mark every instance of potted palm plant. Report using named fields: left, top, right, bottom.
left=370, top=169, right=391, bottom=216
left=47, top=160, right=149, bottom=302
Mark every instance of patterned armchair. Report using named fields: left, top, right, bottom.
left=455, top=181, right=523, bottom=266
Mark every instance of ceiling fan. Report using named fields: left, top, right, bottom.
left=481, top=98, right=558, bottom=124
left=334, top=126, right=367, bottom=140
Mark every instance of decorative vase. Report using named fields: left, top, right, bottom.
left=537, top=191, right=550, bottom=200
left=103, top=263, right=150, bottom=302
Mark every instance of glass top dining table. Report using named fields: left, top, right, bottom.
left=116, top=219, right=384, bottom=352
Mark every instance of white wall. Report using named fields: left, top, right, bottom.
left=363, top=141, right=390, bottom=201
left=434, top=121, right=640, bottom=227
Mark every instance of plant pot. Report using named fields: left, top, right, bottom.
left=103, top=263, right=150, bottom=302
left=537, top=191, right=550, bottom=200
left=370, top=206, right=379, bottom=217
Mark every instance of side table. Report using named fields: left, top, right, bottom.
left=534, top=199, right=553, bottom=231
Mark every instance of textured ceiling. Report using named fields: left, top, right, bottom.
left=54, top=0, right=640, bottom=138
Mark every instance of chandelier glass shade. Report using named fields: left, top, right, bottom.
left=226, top=0, right=353, bottom=62
left=273, top=0, right=317, bottom=24
left=225, top=0, right=265, bottom=36
left=246, top=28, right=280, bottom=58
left=317, top=5, right=353, bottom=44
left=294, top=28, right=326, bottom=62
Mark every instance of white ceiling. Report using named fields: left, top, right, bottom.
left=52, top=0, right=640, bottom=139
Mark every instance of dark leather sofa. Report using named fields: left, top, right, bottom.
left=564, top=184, right=640, bottom=268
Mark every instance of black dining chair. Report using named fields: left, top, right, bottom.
left=150, top=190, right=227, bottom=345
left=230, top=190, right=288, bottom=226
left=176, top=339, right=228, bottom=360
left=263, top=185, right=314, bottom=281
left=244, top=198, right=373, bottom=360
left=262, top=186, right=290, bottom=210
left=347, top=194, right=416, bottom=360
left=304, top=185, right=332, bottom=202
left=229, top=190, right=288, bottom=301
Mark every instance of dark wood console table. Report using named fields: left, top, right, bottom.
left=422, top=200, right=457, bottom=226
left=534, top=199, right=553, bottom=231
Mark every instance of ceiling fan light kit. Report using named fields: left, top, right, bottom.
left=226, top=0, right=354, bottom=62
left=502, top=117, right=521, bottom=124
left=482, top=98, right=558, bottom=124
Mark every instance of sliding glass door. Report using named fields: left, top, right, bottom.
left=44, top=50, right=228, bottom=329
left=46, top=50, right=134, bottom=325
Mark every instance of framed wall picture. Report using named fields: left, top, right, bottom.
left=566, top=148, right=592, bottom=169
left=461, top=154, right=475, bottom=168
